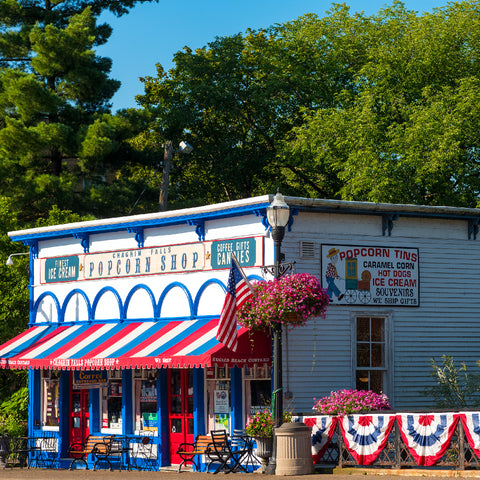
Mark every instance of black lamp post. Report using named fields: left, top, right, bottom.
left=265, top=190, right=290, bottom=473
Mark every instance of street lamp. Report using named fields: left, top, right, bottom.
left=266, top=189, right=290, bottom=474
left=6, top=252, right=29, bottom=266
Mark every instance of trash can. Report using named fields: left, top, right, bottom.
left=275, top=422, right=314, bottom=475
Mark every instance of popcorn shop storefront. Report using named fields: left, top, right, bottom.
left=0, top=198, right=274, bottom=469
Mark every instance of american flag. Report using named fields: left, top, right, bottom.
left=216, top=256, right=254, bottom=351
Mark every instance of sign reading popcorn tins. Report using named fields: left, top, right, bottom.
left=321, top=244, right=419, bottom=306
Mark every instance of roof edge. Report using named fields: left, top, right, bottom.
left=8, top=195, right=480, bottom=241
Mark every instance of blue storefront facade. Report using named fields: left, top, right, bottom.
left=0, top=197, right=274, bottom=469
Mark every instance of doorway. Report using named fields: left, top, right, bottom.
left=168, top=369, right=193, bottom=464
left=70, top=389, right=90, bottom=446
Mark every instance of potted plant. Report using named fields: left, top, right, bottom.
left=237, top=273, right=329, bottom=331
left=245, top=410, right=292, bottom=472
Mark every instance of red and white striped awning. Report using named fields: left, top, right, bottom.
left=0, top=319, right=271, bottom=370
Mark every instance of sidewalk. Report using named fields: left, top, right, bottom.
left=2, top=468, right=480, bottom=480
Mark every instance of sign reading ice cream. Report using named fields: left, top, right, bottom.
left=321, top=245, right=419, bottom=306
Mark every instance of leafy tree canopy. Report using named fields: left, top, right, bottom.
left=138, top=1, right=480, bottom=208
left=285, top=1, right=480, bottom=206
left=0, top=0, right=158, bottom=222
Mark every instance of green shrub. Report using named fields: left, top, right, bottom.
left=0, top=387, right=28, bottom=436
left=424, top=355, right=480, bottom=409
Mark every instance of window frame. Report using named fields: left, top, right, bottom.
left=351, top=312, right=393, bottom=398
left=40, top=369, right=60, bottom=430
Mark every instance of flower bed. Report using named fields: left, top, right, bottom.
left=313, top=389, right=391, bottom=416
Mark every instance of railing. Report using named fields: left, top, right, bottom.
left=295, top=412, right=480, bottom=470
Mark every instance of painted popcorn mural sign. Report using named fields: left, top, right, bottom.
left=321, top=245, right=419, bottom=306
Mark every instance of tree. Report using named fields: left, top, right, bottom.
left=0, top=0, right=158, bottom=221
left=286, top=1, right=480, bottom=207
left=137, top=1, right=480, bottom=208
left=136, top=6, right=369, bottom=207
left=424, top=355, right=480, bottom=409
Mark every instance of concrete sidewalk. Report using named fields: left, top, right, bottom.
left=2, top=468, right=480, bottom=480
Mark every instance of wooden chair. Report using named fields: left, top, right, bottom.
left=209, top=430, right=248, bottom=474
left=68, top=435, right=112, bottom=470
left=176, top=434, right=212, bottom=472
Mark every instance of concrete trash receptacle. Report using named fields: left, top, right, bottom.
left=275, top=422, right=314, bottom=475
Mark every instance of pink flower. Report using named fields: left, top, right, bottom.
left=312, top=389, right=392, bottom=416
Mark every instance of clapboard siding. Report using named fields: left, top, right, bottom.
left=280, top=210, right=480, bottom=412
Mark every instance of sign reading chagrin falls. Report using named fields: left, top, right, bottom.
left=40, top=236, right=263, bottom=283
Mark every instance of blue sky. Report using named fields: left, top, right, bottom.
left=98, top=1, right=444, bottom=112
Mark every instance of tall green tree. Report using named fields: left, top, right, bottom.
left=0, top=0, right=157, bottom=221
left=286, top=1, right=480, bottom=206
left=137, top=6, right=368, bottom=207
left=138, top=1, right=480, bottom=208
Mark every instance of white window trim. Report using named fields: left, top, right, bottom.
left=350, top=311, right=394, bottom=401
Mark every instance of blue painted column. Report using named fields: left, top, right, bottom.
left=28, top=369, right=40, bottom=435
left=90, top=387, right=100, bottom=433
left=157, top=369, right=168, bottom=466
left=230, top=366, right=243, bottom=432
left=58, top=370, right=70, bottom=457
left=122, top=369, right=133, bottom=434
left=193, top=368, right=205, bottom=435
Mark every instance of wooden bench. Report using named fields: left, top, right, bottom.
left=176, top=435, right=212, bottom=472
left=68, top=435, right=112, bottom=470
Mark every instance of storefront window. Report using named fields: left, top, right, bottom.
left=41, top=370, right=60, bottom=428
left=101, top=370, right=122, bottom=431
left=134, top=369, right=158, bottom=432
left=206, top=366, right=231, bottom=432
left=244, top=364, right=271, bottom=415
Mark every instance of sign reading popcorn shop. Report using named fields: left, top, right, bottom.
left=41, top=236, right=263, bottom=283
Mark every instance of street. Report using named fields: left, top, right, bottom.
left=1, top=468, right=480, bottom=480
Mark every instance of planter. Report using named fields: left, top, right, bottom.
left=255, top=436, right=273, bottom=473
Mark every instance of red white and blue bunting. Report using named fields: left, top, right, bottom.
left=298, top=412, right=480, bottom=467
left=460, top=412, right=480, bottom=457
left=301, top=416, right=338, bottom=463
left=339, top=414, right=396, bottom=465
left=396, top=413, right=459, bottom=466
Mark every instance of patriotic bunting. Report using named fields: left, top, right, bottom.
left=396, top=413, right=459, bottom=466
left=339, top=414, right=396, bottom=465
left=289, top=412, right=480, bottom=467
left=301, top=416, right=338, bottom=463
left=460, top=412, right=480, bottom=456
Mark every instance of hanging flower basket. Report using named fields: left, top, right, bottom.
left=237, top=273, right=330, bottom=331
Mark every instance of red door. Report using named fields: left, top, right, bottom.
left=168, top=369, right=194, bottom=464
left=70, top=389, right=90, bottom=446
